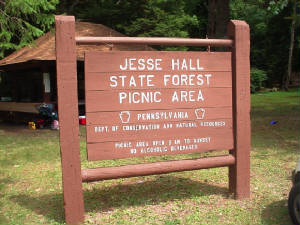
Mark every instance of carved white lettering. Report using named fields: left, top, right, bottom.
left=163, top=74, right=212, bottom=86
left=119, top=91, right=161, bottom=104
left=120, top=58, right=162, bottom=71
left=171, top=90, right=204, bottom=102
left=109, top=75, right=155, bottom=88
left=171, top=59, right=204, bottom=71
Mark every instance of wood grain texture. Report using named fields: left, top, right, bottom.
left=86, top=118, right=233, bottom=142
left=0, top=102, right=41, bottom=114
left=85, top=88, right=232, bottom=112
left=53, top=17, right=250, bottom=225
left=227, top=20, right=251, bottom=199
left=87, top=134, right=234, bottom=161
left=82, top=155, right=236, bottom=182
left=85, top=50, right=233, bottom=161
left=77, top=36, right=233, bottom=47
left=86, top=104, right=233, bottom=160
left=85, top=71, right=232, bottom=91
left=55, top=15, right=84, bottom=224
left=86, top=107, right=232, bottom=125
left=85, top=51, right=231, bottom=73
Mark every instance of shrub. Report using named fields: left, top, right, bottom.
left=250, top=68, right=267, bottom=93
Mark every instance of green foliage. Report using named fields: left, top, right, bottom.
left=182, top=0, right=208, bottom=39
left=250, top=68, right=267, bottom=93
left=70, top=0, right=201, bottom=50
left=0, top=0, right=58, bottom=59
left=122, top=0, right=199, bottom=50
left=121, top=0, right=199, bottom=38
left=265, top=2, right=300, bottom=86
left=265, top=6, right=290, bottom=85
left=267, top=0, right=289, bottom=14
left=71, top=0, right=148, bottom=30
left=230, top=0, right=271, bottom=69
left=0, top=0, right=298, bottom=88
left=230, top=0, right=300, bottom=87
left=285, top=0, right=300, bottom=48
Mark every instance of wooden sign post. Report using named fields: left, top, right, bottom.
left=55, top=16, right=250, bottom=225
left=227, top=20, right=251, bottom=199
left=55, top=16, right=84, bottom=224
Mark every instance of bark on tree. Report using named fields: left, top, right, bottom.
left=207, top=0, right=230, bottom=38
left=56, top=0, right=83, bottom=14
left=283, top=0, right=296, bottom=90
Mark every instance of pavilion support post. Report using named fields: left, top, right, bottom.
left=41, top=66, right=51, bottom=103
left=55, top=16, right=84, bottom=224
left=11, top=72, right=18, bottom=102
left=227, top=20, right=251, bottom=199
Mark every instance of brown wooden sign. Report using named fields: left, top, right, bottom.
left=85, top=51, right=233, bottom=160
left=55, top=16, right=250, bottom=225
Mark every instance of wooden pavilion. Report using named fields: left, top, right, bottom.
left=0, top=22, right=152, bottom=121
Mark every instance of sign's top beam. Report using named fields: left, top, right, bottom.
left=75, top=36, right=233, bottom=47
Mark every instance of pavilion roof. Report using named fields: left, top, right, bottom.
left=0, top=21, right=152, bottom=68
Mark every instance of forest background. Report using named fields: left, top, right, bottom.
left=0, top=0, right=299, bottom=91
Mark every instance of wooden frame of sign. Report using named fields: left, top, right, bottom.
left=55, top=15, right=250, bottom=225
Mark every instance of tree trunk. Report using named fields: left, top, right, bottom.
left=207, top=0, right=230, bottom=38
left=56, top=0, right=82, bottom=14
left=283, top=0, right=296, bottom=91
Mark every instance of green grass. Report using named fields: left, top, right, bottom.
left=0, top=88, right=299, bottom=225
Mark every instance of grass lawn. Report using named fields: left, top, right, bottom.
left=0, top=89, right=299, bottom=225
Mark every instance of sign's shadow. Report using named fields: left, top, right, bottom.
left=11, top=175, right=229, bottom=223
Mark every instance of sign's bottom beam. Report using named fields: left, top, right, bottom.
left=81, top=154, right=235, bottom=182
